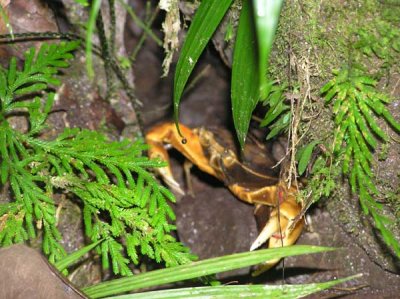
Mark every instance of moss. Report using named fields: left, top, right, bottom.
left=271, top=0, right=400, bottom=86
left=378, top=142, right=389, bottom=161
left=266, top=0, right=400, bottom=262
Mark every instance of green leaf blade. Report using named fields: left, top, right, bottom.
left=298, top=141, right=320, bottom=175
left=54, top=239, right=103, bottom=272
left=231, top=0, right=259, bottom=148
left=173, top=0, right=233, bottom=134
left=107, top=275, right=361, bottom=299
left=85, top=0, right=102, bottom=78
left=253, top=0, right=284, bottom=99
left=83, top=245, right=335, bottom=298
left=260, top=96, right=290, bottom=128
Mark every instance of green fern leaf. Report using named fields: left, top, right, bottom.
left=322, top=67, right=400, bottom=258
left=1, top=43, right=193, bottom=275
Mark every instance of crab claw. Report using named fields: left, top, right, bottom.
left=145, top=123, right=219, bottom=195
left=154, top=163, right=185, bottom=196
left=250, top=187, right=304, bottom=275
left=145, top=124, right=183, bottom=195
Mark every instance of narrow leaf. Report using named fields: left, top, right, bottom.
left=173, top=0, right=233, bottom=136
left=14, top=83, right=47, bottom=95
left=253, top=0, right=284, bottom=99
left=382, top=109, right=400, bottom=132
left=85, top=0, right=102, bottom=77
left=83, top=245, right=335, bottom=298
left=54, top=239, right=104, bottom=272
left=108, top=275, right=361, bottom=299
left=0, top=70, right=6, bottom=100
left=231, top=0, right=259, bottom=148
left=320, top=79, right=335, bottom=94
left=0, top=160, right=9, bottom=184
left=260, top=101, right=290, bottom=127
left=7, top=57, right=17, bottom=85
left=266, top=113, right=290, bottom=139
left=298, top=141, right=320, bottom=175
left=0, top=4, right=14, bottom=40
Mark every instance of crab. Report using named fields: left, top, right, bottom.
left=146, top=122, right=304, bottom=273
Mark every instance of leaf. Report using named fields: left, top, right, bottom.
left=357, top=98, right=387, bottom=140
left=108, top=275, right=361, bottom=299
left=382, top=108, right=400, bottom=132
left=85, top=0, right=102, bottom=78
left=260, top=101, right=290, bottom=127
left=23, top=47, right=36, bottom=73
left=0, top=69, right=6, bottom=100
left=83, top=245, right=335, bottom=298
left=311, top=156, right=327, bottom=174
left=0, top=160, right=8, bottom=184
left=231, top=0, right=259, bottom=148
left=253, top=0, right=284, bottom=99
left=7, top=57, right=17, bottom=86
left=14, top=83, right=47, bottom=95
left=0, top=4, right=14, bottom=40
left=119, top=0, right=162, bottom=47
left=74, top=0, right=89, bottom=5
left=297, top=141, right=320, bottom=176
left=44, top=93, right=56, bottom=115
left=320, top=79, right=335, bottom=94
left=173, top=0, right=233, bottom=136
left=266, top=112, right=290, bottom=140
left=54, top=239, right=104, bottom=272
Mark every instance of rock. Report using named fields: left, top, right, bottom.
left=0, top=244, right=86, bottom=299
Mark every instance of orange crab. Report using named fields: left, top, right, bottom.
left=146, top=122, right=304, bottom=272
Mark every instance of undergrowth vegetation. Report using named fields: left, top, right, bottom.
left=0, top=0, right=399, bottom=297
left=170, top=0, right=400, bottom=259
left=0, top=41, right=193, bottom=274
left=0, top=1, right=356, bottom=296
left=298, top=1, right=400, bottom=257
left=320, top=67, right=400, bottom=256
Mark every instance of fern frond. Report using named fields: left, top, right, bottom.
left=259, top=82, right=291, bottom=139
left=1, top=42, right=79, bottom=111
left=0, top=43, right=193, bottom=275
left=322, top=68, right=400, bottom=257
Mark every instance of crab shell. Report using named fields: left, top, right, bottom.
left=146, top=122, right=304, bottom=274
